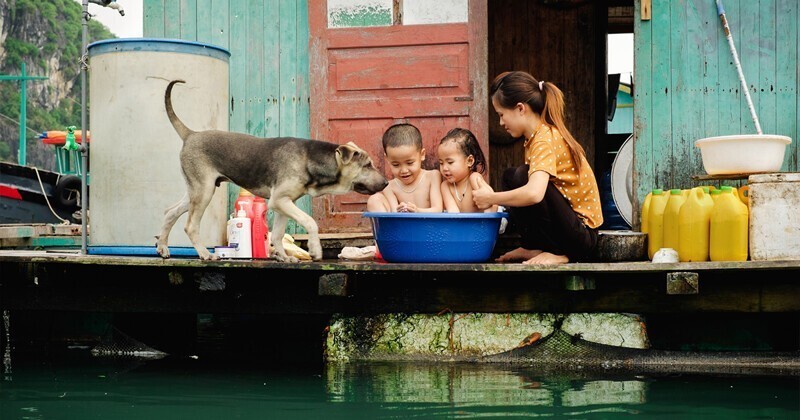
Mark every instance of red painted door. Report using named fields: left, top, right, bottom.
left=309, top=0, right=488, bottom=232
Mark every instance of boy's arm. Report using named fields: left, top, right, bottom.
left=416, top=170, right=443, bottom=213
left=383, top=182, right=400, bottom=212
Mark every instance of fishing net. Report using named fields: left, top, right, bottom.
left=90, top=327, right=167, bottom=360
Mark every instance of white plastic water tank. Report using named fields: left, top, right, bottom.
left=88, top=39, right=230, bottom=250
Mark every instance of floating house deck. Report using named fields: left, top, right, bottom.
left=2, top=244, right=799, bottom=316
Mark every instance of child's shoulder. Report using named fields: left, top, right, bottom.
left=424, top=169, right=442, bottom=181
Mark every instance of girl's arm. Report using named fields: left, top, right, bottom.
left=468, top=173, right=498, bottom=213
left=414, top=170, right=443, bottom=213
left=473, top=170, right=549, bottom=209
left=441, top=180, right=461, bottom=213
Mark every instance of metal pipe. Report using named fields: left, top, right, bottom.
left=716, top=0, right=762, bottom=135
left=81, top=0, right=89, bottom=254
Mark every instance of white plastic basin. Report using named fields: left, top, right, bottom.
left=694, top=134, right=791, bottom=175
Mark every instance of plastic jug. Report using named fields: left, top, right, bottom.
left=710, top=189, right=749, bottom=261
left=234, top=188, right=255, bottom=220
left=227, top=204, right=252, bottom=258
left=641, top=190, right=655, bottom=234
left=663, top=189, right=686, bottom=252
left=647, top=189, right=669, bottom=259
left=678, top=187, right=713, bottom=262
left=251, top=197, right=269, bottom=259
left=738, top=185, right=750, bottom=205
left=710, top=188, right=722, bottom=203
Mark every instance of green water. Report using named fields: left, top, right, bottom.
left=1, top=357, right=797, bottom=419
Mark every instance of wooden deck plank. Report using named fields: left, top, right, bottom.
left=1, top=250, right=799, bottom=273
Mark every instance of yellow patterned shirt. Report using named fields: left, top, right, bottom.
left=524, top=125, right=603, bottom=229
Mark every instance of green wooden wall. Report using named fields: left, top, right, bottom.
left=142, top=0, right=311, bottom=233
left=633, top=0, right=798, bottom=223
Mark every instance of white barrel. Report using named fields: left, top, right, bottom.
left=88, top=39, right=229, bottom=249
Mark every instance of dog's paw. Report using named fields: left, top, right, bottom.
left=156, top=243, right=171, bottom=259
left=274, top=252, right=299, bottom=263
left=198, top=249, right=217, bottom=261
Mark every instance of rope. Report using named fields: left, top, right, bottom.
left=33, top=167, right=70, bottom=224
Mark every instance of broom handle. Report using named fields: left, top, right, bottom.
left=716, top=0, right=763, bottom=135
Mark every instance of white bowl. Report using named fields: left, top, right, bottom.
left=694, top=134, right=791, bottom=175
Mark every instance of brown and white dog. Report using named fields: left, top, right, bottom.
left=156, top=80, right=387, bottom=261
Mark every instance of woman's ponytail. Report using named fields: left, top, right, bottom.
left=540, top=81, right=586, bottom=174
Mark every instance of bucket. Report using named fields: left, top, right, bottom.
left=88, top=39, right=230, bottom=249
left=748, top=173, right=800, bottom=261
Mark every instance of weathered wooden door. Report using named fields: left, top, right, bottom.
left=309, top=0, right=487, bottom=232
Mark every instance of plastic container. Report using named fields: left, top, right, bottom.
left=748, top=173, right=800, bottom=261
left=710, top=189, right=749, bottom=261
left=227, top=204, right=252, bottom=258
left=694, top=134, right=791, bottom=175
left=640, top=190, right=655, bottom=234
left=710, top=188, right=722, bottom=202
left=251, top=197, right=269, bottom=259
left=363, top=212, right=508, bottom=263
left=678, top=187, right=713, bottom=262
left=234, top=189, right=255, bottom=220
left=663, top=189, right=686, bottom=252
left=646, top=189, right=669, bottom=259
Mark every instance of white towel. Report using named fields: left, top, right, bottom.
left=338, top=246, right=376, bottom=261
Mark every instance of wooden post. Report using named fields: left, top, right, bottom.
left=641, top=0, right=651, bottom=21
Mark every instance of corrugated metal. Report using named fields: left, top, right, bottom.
left=143, top=0, right=311, bottom=233
left=633, top=0, right=798, bottom=225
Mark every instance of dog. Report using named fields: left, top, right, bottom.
left=155, top=80, right=388, bottom=262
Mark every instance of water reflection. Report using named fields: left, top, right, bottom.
left=326, top=362, right=646, bottom=408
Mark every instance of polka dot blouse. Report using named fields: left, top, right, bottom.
left=524, top=125, right=603, bottom=229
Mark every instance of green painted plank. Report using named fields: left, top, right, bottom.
left=210, top=0, right=230, bottom=50
left=296, top=0, right=311, bottom=139
left=701, top=0, right=720, bottom=172
left=682, top=0, right=710, bottom=185
left=164, top=1, right=182, bottom=39
left=650, top=0, right=673, bottom=189
left=264, top=0, right=281, bottom=138
left=738, top=0, right=760, bottom=135
left=778, top=0, right=798, bottom=171
left=228, top=1, right=248, bottom=135
left=195, top=0, right=213, bottom=43
left=757, top=0, right=777, bottom=136
left=716, top=0, right=740, bottom=138
left=279, top=0, right=298, bottom=138
left=669, top=0, right=692, bottom=188
left=179, top=0, right=198, bottom=41
left=633, top=0, right=654, bottom=222
left=246, top=0, right=265, bottom=137
left=143, top=0, right=165, bottom=37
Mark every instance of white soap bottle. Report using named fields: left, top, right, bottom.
left=227, top=204, right=252, bottom=258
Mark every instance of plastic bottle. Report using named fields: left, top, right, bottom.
left=227, top=204, right=252, bottom=258
left=234, top=188, right=255, bottom=221
left=710, top=189, right=749, bottom=261
left=647, top=189, right=669, bottom=259
left=738, top=185, right=750, bottom=206
left=678, top=187, right=713, bottom=262
left=251, top=196, right=269, bottom=259
left=640, top=190, right=654, bottom=234
left=663, top=189, right=686, bottom=252
left=710, top=188, right=722, bottom=203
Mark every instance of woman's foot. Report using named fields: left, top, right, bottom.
left=496, top=247, right=542, bottom=262
left=522, top=252, right=569, bottom=265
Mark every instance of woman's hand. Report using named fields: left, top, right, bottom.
left=471, top=176, right=495, bottom=210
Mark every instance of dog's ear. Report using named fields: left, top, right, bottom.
left=336, top=143, right=362, bottom=165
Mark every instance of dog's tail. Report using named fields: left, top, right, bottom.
left=165, top=80, right=193, bottom=141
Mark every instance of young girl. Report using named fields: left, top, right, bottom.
left=367, top=123, right=443, bottom=213
left=437, top=128, right=496, bottom=213
left=472, top=71, right=603, bottom=265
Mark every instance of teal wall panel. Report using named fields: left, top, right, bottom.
left=633, top=0, right=799, bottom=226
left=143, top=0, right=312, bottom=233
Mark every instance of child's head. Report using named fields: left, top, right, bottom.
left=437, top=128, right=486, bottom=184
left=382, top=123, right=425, bottom=185
left=490, top=71, right=586, bottom=168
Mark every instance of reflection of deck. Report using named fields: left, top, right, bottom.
left=2, top=249, right=799, bottom=315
